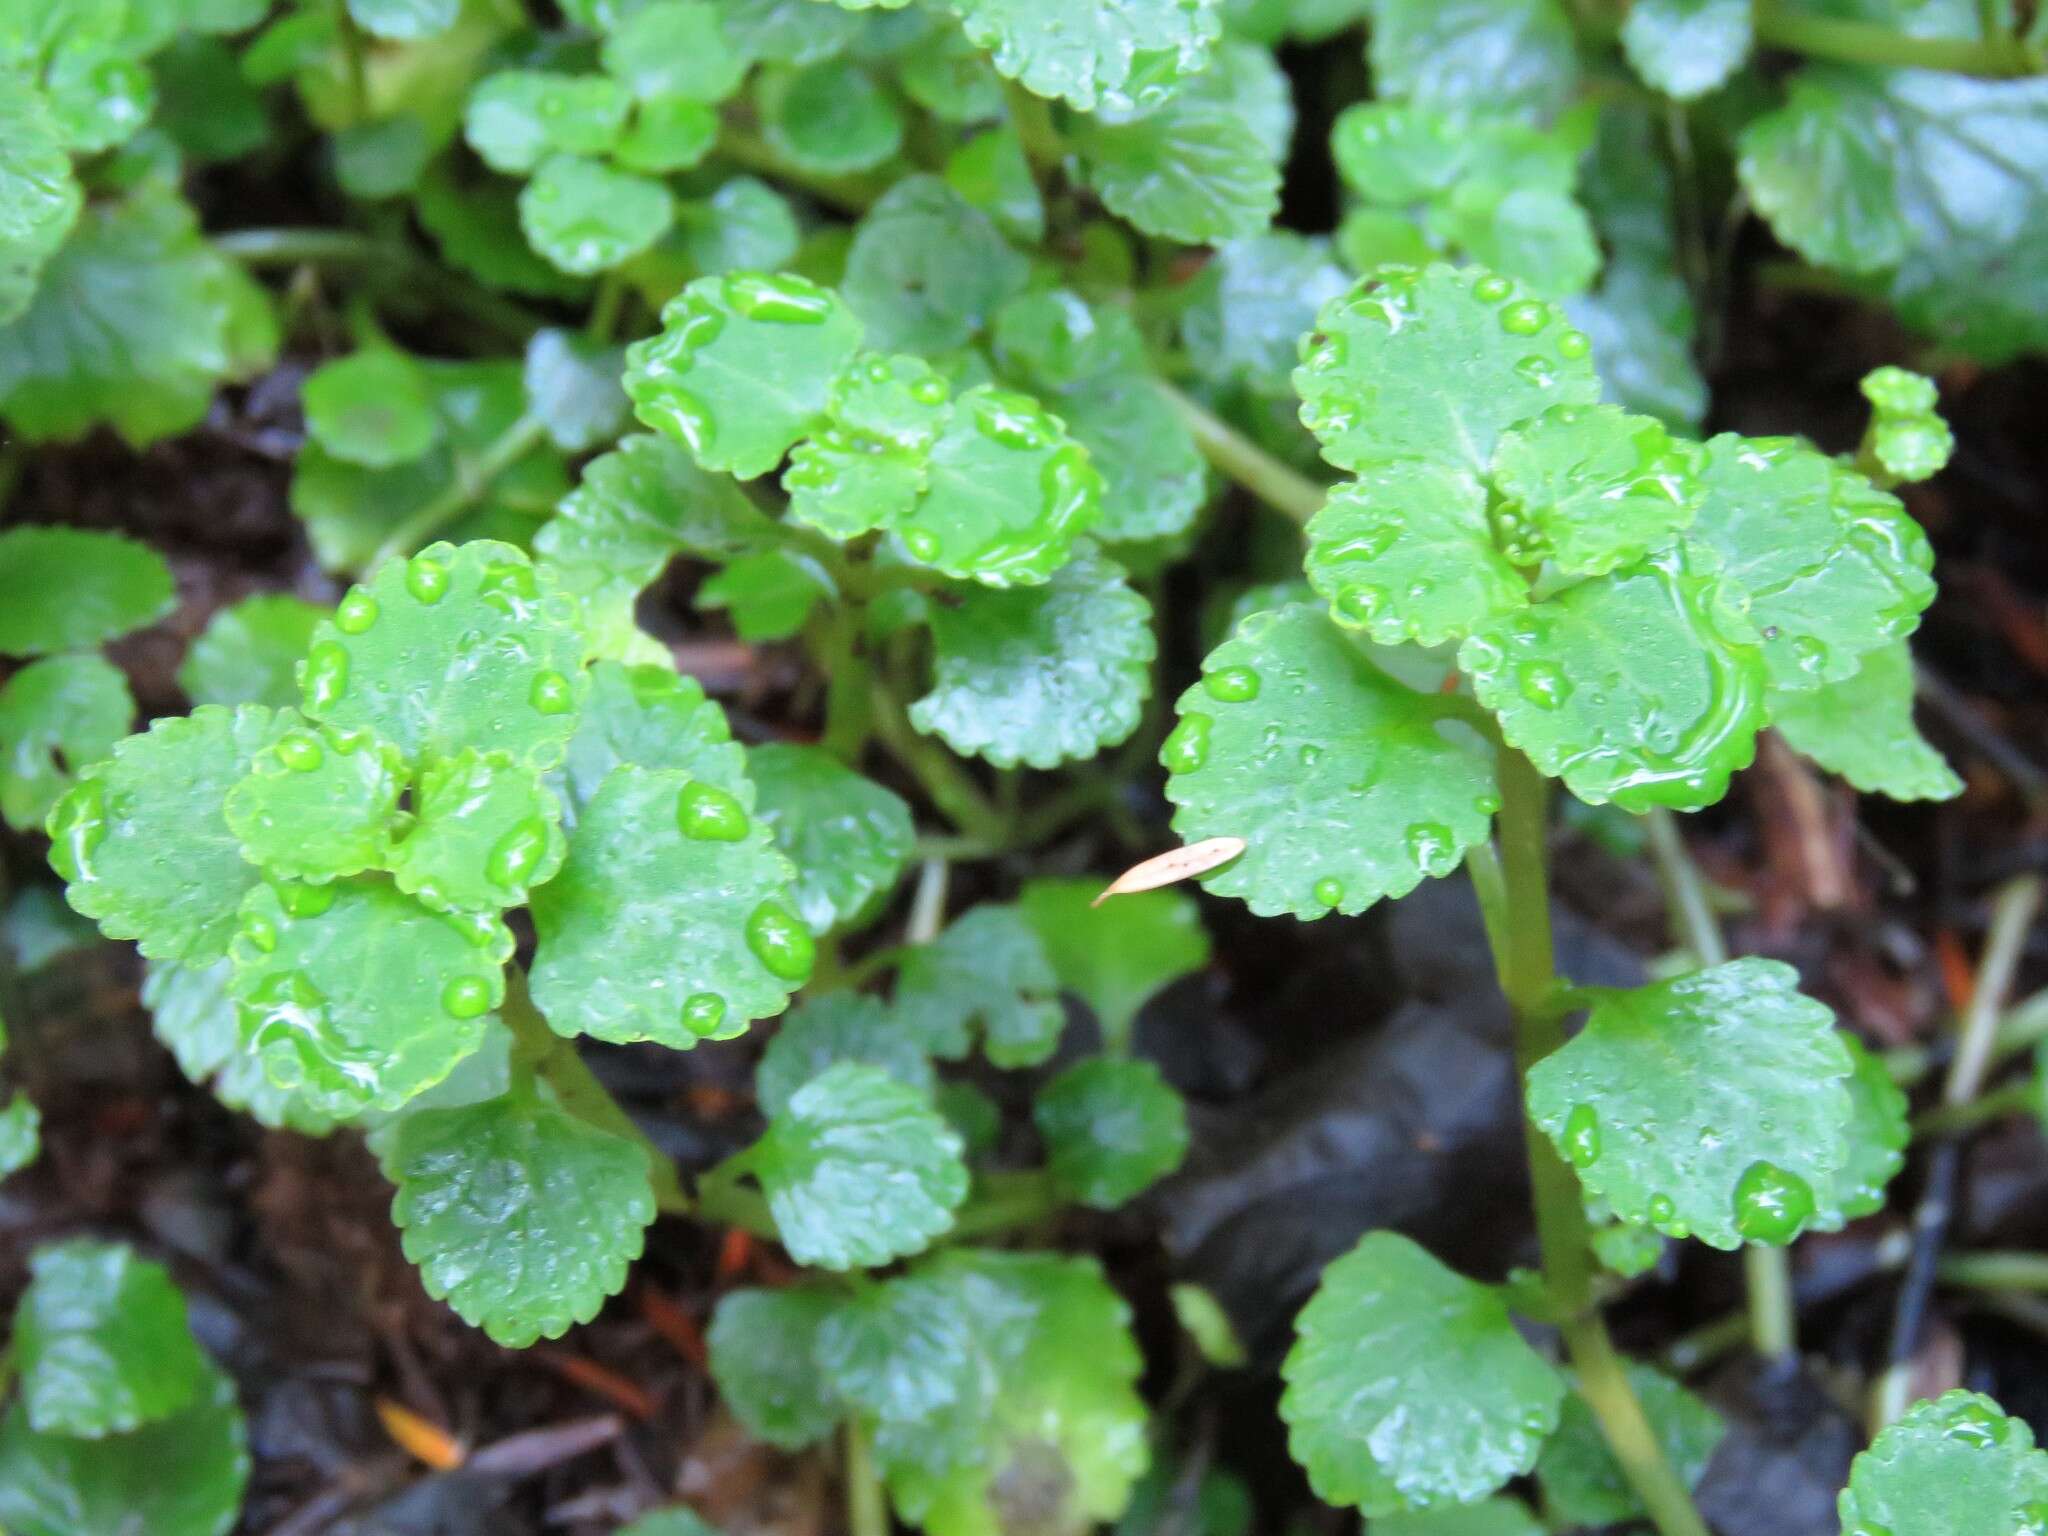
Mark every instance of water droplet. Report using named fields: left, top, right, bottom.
left=530, top=670, right=575, bottom=715
left=1313, top=876, right=1345, bottom=908
left=335, top=590, right=379, bottom=634
left=903, top=528, right=940, bottom=561
left=2014, top=1500, right=2048, bottom=1536
left=1500, top=301, right=1549, bottom=336
left=242, top=913, right=279, bottom=953
left=975, top=390, right=1056, bottom=451
left=682, top=991, right=727, bottom=1035
left=1405, top=822, right=1458, bottom=876
left=1789, top=634, right=1829, bottom=675
left=1298, top=744, right=1323, bottom=768
left=677, top=780, right=749, bottom=841
left=1517, top=661, right=1572, bottom=710
left=1563, top=1103, right=1600, bottom=1168
left=275, top=731, right=325, bottom=773
left=1647, top=1193, right=1677, bottom=1227
left=1942, top=1399, right=2010, bottom=1448
left=48, top=777, right=107, bottom=883
left=441, top=975, right=494, bottom=1019
left=1732, top=1159, right=1815, bottom=1244
left=1474, top=274, right=1514, bottom=303
left=746, top=902, right=814, bottom=982
left=642, top=382, right=714, bottom=457
left=910, top=376, right=948, bottom=406
left=1515, top=355, right=1558, bottom=389
left=1335, top=584, right=1385, bottom=627
left=406, top=557, right=449, bottom=604
left=276, top=880, right=334, bottom=919
left=723, top=271, right=833, bottom=323
left=487, top=818, right=552, bottom=889
left=302, top=642, right=350, bottom=713
left=1203, top=665, right=1261, bottom=703
left=1558, top=329, right=1591, bottom=359
left=1161, top=713, right=1212, bottom=774
left=480, top=560, right=540, bottom=619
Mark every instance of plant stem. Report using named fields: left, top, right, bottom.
left=1912, top=1079, right=2034, bottom=1138
left=1753, top=0, right=2042, bottom=74
left=364, top=413, right=550, bottom=573
left=1884, top=986, right=2048, bottom=1086
left=1487, top=751, right=1711, bottom=1536
left=587, top=272, right=628, bottom=342
left=214, top=228, right=544, bottom=340
left=1156, top=383, right=1326, bottom=525
left=816, top=605, right=874, bottom=763
left=869, top=682, right=1012, bottom=846
left=844, top=1419, right=890, bottom=1536
left=945, top=1169, right=1062, bottom=1241
left=328, top=0, right=370, bottom=121
left=1003, top=80, right=1065, bottom=183
left=1943, top=877, right=2043, bottom=1113
left=715, top=122, right=889, bottom=214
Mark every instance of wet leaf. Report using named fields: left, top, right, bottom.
left=0, top=525, right=174, bottom=656
left=748, top=743, right=915, bottom=935
left=1019, top=877, right=1207, bottom=1046
left=1621, top=0, right=1752, bottom=100
left=520, top=153, right=674, bottom=277
left=522, top=328, right=628, bottom=453
left=223, top=715, right=405, bottom=883
left=759, top=58, right=905, bottom=174
left=1035, top=1057, right=1189, bottom=1208
left=552, top=661, right=753, bottom=827
left=697, top=548, right=832, bottom=642
left=946, top=0, right=1220, bottom=113
left=1369, top=0, right=1577, bottom=121
left=756, top=993, right=936, bottom=1118
left=1838, top=1390, right=2048, bottom=1536
left=0, top=653, right=131, bottom=831
left=387, top=750, right=567, bottom=913
left=1535, top=1360, right=1724, bottom=1525
left=178, top=595, right=326, bottom=709
left=463, top=71, right=630, bottom=175
left=1812, top=1032, right=1909, bottom=1228
left=145, top=960, right=346, bottom=1134
left=301, top=348, right=440, bottom=469
left=537, top=432, right=772, bottom=591
left=0, top=77, right=81, bottom=324
left=1771, top=638, right=1960, bottom=803
left=707, top=1285, right=848, bottom=1450
left=1180, top=231, right=1350, bottom=399
left=894, top=904, right=1063, bottom=1066
left=1860, top=364, right=1953, bottom=484
left=1488, top=404, right=1700, bottom=577
left=601, top=0, right=746, bottom=103
left=842, top=176, right=1029, bottom=354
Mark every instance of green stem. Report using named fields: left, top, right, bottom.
left=944, top=1169, right=1063, bottom=1242
left=587, top=271, right=628, bottom=342
left=869, top=682, right=1012, bottom=846
left=1942, top=876, right=2044, bottom=1111
left=1156, top=382, right=1326, bottom=525
left=364, top=413, right=549, bottom=573
left=816, top=605, right=874, bottom=763
left=1753, top=0, right=2042, bottom=74
left=1003, top=80, right=1065, bottom=183
left=1884, top=986, right=2048, bottom=1086
left=214, top=228, right=543, bottom=340
left=844, top=1419, right=890, bottom=1536
left=1912, top=1079, right=2034, bottom=1138
left=328, top=0, right=370, bottom=121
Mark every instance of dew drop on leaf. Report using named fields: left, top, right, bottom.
left=276, top=880, right=335, bottom=919
left=302, top=642, right=350, bottom=711
left=1500, top=301, right=1549, bottom=336
left=723, top=271, right=834, bottom=324
left=1203, top=665, right=1261, bottom=702
left=1647, top=1192, right=1677, bottom=1227
left=1313, top=876, right=1345, bottom=908
left=1730, top=1158, right=1816, bottom=1244
left=441, top=975, right=494, bottom=1019
left=677, top=780, right=749, bottom=841
left=1404, top=822, right=1458, bottom=877
left=1517, top=660, right=1572, bottom=710
left=335, top=590, right=379, bottom=635
left=275, top=732, right=325, bottom=772
left=529, top=670, right=575, bottom=715
left=745, top=901, right=814, bottom=982
left=406, top=557, right=449, bottom=604
left=1162, top=712, right=1212, bottom=773
left=1940, top=1399, right=2010, bottom=1449
left=683, top=991, right=727, bottom=1035
left=1474, top=273, right=1514, bottom=303
left=1563, top=1103, right=1600, bottom=1168
left=486, top=818, right=553, bottom=889
left=47, top=777, right=107, bottom=884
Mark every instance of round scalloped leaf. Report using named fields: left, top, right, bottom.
left=144, top=960, right=345, bottom=1135
left=1459, top=542, right=1768, bottom=813
left=1861, top=366, right=1953, bottom=484
left=301, top=349, right=439, bottom=469
left=1164, top=604, right=1498, bottom=920
left=178, top=595, right=326, bottom=709
left=1535, top=1360, right=1724, bottom=1527
left=387, top=750, right=566, bottom=913
left=522, top=328, right=628, bottom=454
left=624, top=271, right=865, bottom=479
left=0, top=1359, right=248, bottom=1536
left=1688, top=434, right=1936, bottom=692
left=893, top=904, right=1063, bottom=1066
left=1280, top=1231, right=1563, bottom=1516
left=1018, top=878, right=1208, bottom=1046
left=1841, top=1391, right=2048, bottom=1536
left=1813, top=1031, right=1909, bottom=1229
left=300, top=541, right=587, bottom=773
left=602, top=1, right=747, bottom=103
left=748, top=743, right=914, bottom=935
left=841, top=176, right=1030, bottom=355
left=553, top=661, right=752, bottom=827
left=1057, top=373, right=1207, bottom=545
left=893, top=386, right=1103, bottom=587
left=707, top=1285, right=847, bottom=1450
left=229, top=880, right=510, bottom=1121
left=759, top=59, right=904, bottom=175
left=13, top=1239, right=209, bottom=1439
left=1771, top=639, right=1961, bottom=803
left=1488, top=404, right=1700, bottom=577
left=0, top=80, right=81, bottom=325
left=0, top=653, right=131, bottom=831
left=784, top=353, right=953, bottom=542
left=223, top=717, right=405, bottom=884
left=47, top=705, right=281, bottom=965
left=1293, top=265, right=1601, bottom=476
left=748, top=1061, right=967, bottom=1271
left=1621, top=0, right=1752, bottom=101
left=1305, top=462, right=1525, bottom=647
left=520, top=153, right=674, bottom=278
left=756, top=992, right=936, bottom=1119
left=910, top=548, right=1153, bottom=769
left=537, top=432, right=772, bottom=588
left=0, top=526, right=175, bottom=656
left=389, top=1089, right=655, bottom=1347
left=1034, top=1057, right=1189, bottom=1209
left=463, top=71, right=630, bottom=175
left=529, top=764, right=806, bottom=1047
left=947, top=0, right=1220, bottom=113
left=1526, top=959, right=1855, bottom=1250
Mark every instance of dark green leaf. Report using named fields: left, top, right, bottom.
left=1535, top=1361, right=1724, bottom=1525
left=894, top=904, right=1063, bottom=1066
left=601, top=1, right=746, bottom=102
left=1621, top=0, right=1752, bottom=100
left=0, top=525, right=175, bottom=656
left=521, top=153, right=674, bottom=277
left=842, top=176, right=1028, bottom=353
left=759, top=59, right=904, bottom=174
left=707, top=1285, right=848, bottom=1450
left=1368, top=0, right=1578, bottom=121
left=756, top=993, right=936, bottom=1118
left=0, top=653, right=131, bottom=831
left=1035, top=1057, right=1188, bottom=1208
left=748, top=743, right=915, bottom=935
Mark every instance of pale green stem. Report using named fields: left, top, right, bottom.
left=844, top=1420, right=890, bottom=1536
left=1912, top=1080, right=2034, bottom=1138
left=1942, top=877, right=2044, bottom=1112
left=1156, top=383, right=1326, bottom=525
left=213, top=227, right=543, bottom=339
left=364, top=413, right=549, bottom=574
left=1753, top=0, right=2042, bottom=73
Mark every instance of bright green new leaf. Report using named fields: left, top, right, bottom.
left=991, top=289, right=1148, bottom=390
left=746, top=1060, right=968, bottom=1270
left=1295, top=265, right=1601, bottom=476
left=300, top=541, right=588, bottom=772
left=1, top=2, right=155, bottom=156
left=48, top=705, right=280, bottom=965
left=301, top=349, right=439, bottom=469
left=0, top=77, right=81, bottom=324
left=1462, top=543, right=1768, bottom=813
left=1034, top=1057, right=1189, bottom=1208
left=1861, top=364, right=1954, bottom=483
left=748, top=743, right=915, bottom=935
left=1839, top=1390, right=2048, bottom=1536
left=783, top=352, right=952, bottom=541
left=760, top=59, right=905, bottom=174
left=894, top=904, right=1063, bottom=1066
left=625, top=271, right=865, bottom=478
left=348, top=0, right=458, bottom=38
left=223, top=715, right=405, bottom=883
left=230, top=877, right=509, bottom=1118
left=707, top=1285, right=848, bottom=1450
left=1526, top=958, right=1856, bottom=1249
left=1688, top=434, right=1935, bottom=691
left=1018, top=878, right=1208, bottom=1046
left=521, top=153, right=674, bottom=277
left=1180, top=232, right=1350, bottom=400
left=14, top=1239, right=210, bottom=1438
left=1368, top=0, right=1578, bottom=122
left=1488, top=404, right=1700, bottom=575
left=523, top=328, right=628, bottom=453
left=538, top=432, right=772, bottom=590
left=1534, top=1361, right=1724, bottom=1526
left=388, top=749, right=567, bottom=912
left=1165, top=604, right=1498, bottom=919
left=529, top=764, right=808, bottom=1046
left=756, top=993, right=935, bottom=1118
left=946, top=0, right=1220, bottom=113
left=911, top=549, right=1153, bottom=768
left=842, top=176, right=1029, bottom=354
left=0, top=525, right=174, bottom=656
left=0, top=653, right=131, bottom=831
left=1280, top=1231, right=1564, bottom=1515
left=1813, top=1031, right=1909, bottom=1228
left=552, top=661, right=753, bottom=826
left=1621, top=0, right=1751, bottom=100
left=179, top=595, right=325, bottom=709
left=1772, top=638, right=1961, bottom=802
left=601, top=1, right=746, bottom=102
left=390, top=1088, right=656, bottom=1346
left=464, top=71, right=630, bottom=175
left=698, top=549, right=833, bottom=643
left=145, top=960, right=345, bottom=1134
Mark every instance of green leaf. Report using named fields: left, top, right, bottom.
left=1534, top=1361, right=1724, bottom=1526
left=1813, top=1031, right=1909, bottom=1228
left=463, top=70, right=631, bottom=175
left=48, top=705, right=281, bottom=965
left=1, top=2, right=154, bottom=155
left=624, top=270, right=866, bottom=479
left=910, top=548, right=1153, bottom=768
left=1180, top=232, right=1351, bottom=399
left=893, top=904, right=1063, bottom=1066
left=348, top=0, right=458, bottom=38
left=1687, top=434, right=1935, bottom=691
left=523, top=328, right=628, bottom=453
left=1048, top=373, right=1207, bottom=546
left=300, top=541, right=588, bottom=772
left=179, top=596, right=325, bottom=710
left=302, top=348, right=440, bottom=468
left=842, top=176, right=1029, bottom=354
left=0, top=1093, right=39, bottom=1178
left=13, top=1238, right=210, bottom=1438
left=1839, top=1390, right=2048, bottom=1536
left=416, top=162, right=591, bottom=301
left=1035, top=1057, right=1188, bottom=1208
left=521, top=153, right=674, bottom=277
left=748, top=743, right=915, bottom=935
left=1526, top=959, right=1856, bottom=1249
left=537, top=432, right=772, bottom=591
left=698, top=549, right=833, bottom=643
left=529, top=763, right=808, bottom=1046
left=756, top=992, right=936, bottom=1118
left=0, top=653, right=131, bottom=831
left=601, top=1, right=746, bottom=102
left=707, top=1285, right=848, bottom=1450
left=718, top=0, right=864, bottom=62
left=231, top=879, right=511, bottom=1120
left=1368, top=1500, right=1546, bottom=1536
left=0, top=525, right=175, bottom=656
left=1368, top=0, right=1578, bottom=121
left=332, top=116, right=432, bottom=200
left=674, top=176, right=801, bottom=275
left=1017, top=878, right=1208, bottom=1045
left=223, top=715, right=405, bottom=883
left=387, top=749, right=567, bottom=913
left=1462, top=543, right=1768, bottom=813
left=760, top=59, right=904, bottom=174
left=944, top=128, right=1043, bottom=244
left=0, top=1360, right=249, bottom=1536
left=746, top=1060, right=967, bottom=1270
left=946, top=0, right=1221, bottom=113
left=1771, top=638, right=1961, bottom=802
left=1165, top=604, right=1498, bottom=919
left=1489, top=404, right=1699, bottom=576
left=552, top=661, right=753, bottom=827
left=1076, top=41, right=1284, bottom=245
left=0, top=77, right=81, bottom=324
left=993, top=288, right=1148, bottom=390
left=901, top=23, right=1006, bottom=124
left=1305, top=462, right=1525, bottom=646
left=144, top=959, right=346, bottom=1134
left=614, top=94, right=719, bottom=173
left=783, top=351, right=950, bottom=539
left=1295, top=265, right=1601, bottom=476
left=618, top=1511, right=723, bottom=1536
left=1621, top=0, right=1752, bottom=100
left=390, top=1088, right=655, bottom=1346
left=1861, top=364, right=1954, bottom=483
left=1280, top=1231, right=1564, bottom=1515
